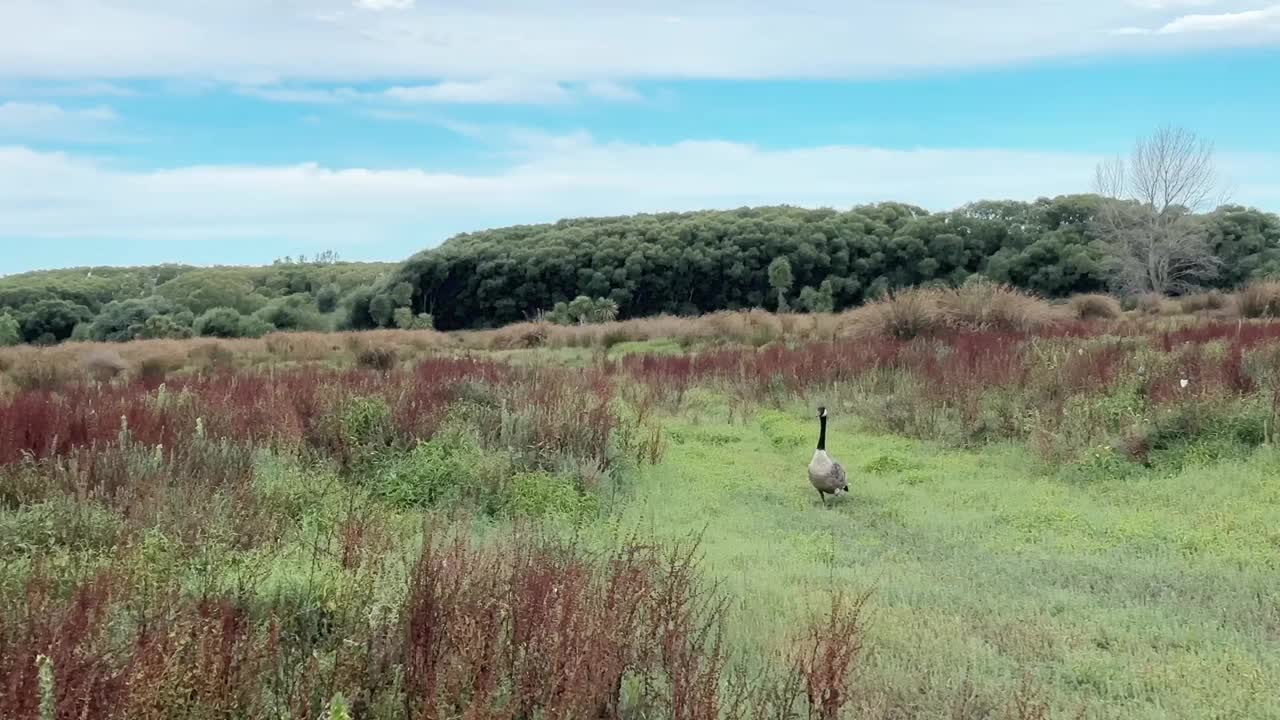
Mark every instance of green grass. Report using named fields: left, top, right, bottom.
left=616, top=402, right=1280, bottom=718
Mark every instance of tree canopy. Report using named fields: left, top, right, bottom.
left=348, top=196, right=1278, bottom=331
left=0, top=258, right=394, bottom=344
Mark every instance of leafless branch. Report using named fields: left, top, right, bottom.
left=1092, top=125, right=1227, bottom=295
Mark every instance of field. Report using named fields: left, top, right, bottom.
left=2, top=293, right=1279, bottom=719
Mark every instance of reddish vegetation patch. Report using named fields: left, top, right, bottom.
left=0, top=529, right=871, bottom=720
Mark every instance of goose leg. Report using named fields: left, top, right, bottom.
left=817, top=489, right=826, bottom=506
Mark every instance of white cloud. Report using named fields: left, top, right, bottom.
left=3, top=137, right=1274, bottom=247
left=240, top=77, right=637, bottom=106
left=385, top=78, right=570, bottom=104
left=1, top=81, right=138, bottom=98
left=0, top=102, right=119, bottom=141
left=1128, top=0, right=1223, bottom=8
left=583, top=80, right=642, bottom=102
left=1157, top=4, right=1280, bottom=32
left=0, top=1, right=1275, bottom=83
left=1109, top=26, right=1153, bottom=35
left=354, top=0, right=415, bottom=10
left=238, top=86, right=362, bottom=104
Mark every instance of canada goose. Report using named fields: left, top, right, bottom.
left=808, top=406, right=848, bottom=505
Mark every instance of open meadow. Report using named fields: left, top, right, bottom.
left=2, top=288, right=1279, bottom=720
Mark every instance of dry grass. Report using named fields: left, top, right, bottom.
left=937, top=281, right=1059, bottom=333
left=1134, top=293, right=1183, bottom=317
left=461, top=310, right=841, bottom=351
left=839, top=283, right=1057, bottom=340
left=1069, top=294, right=1122, bottom=320
left=1179, top=291, right=1231, bottom=315
left=1236, top=281, right=1280, bottom=319
left=80, top=348, right=129, bottom=383
left=838, top=289, right=943, bottom=340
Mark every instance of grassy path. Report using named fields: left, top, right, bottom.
left=619, top=405, right=1280, bottom=718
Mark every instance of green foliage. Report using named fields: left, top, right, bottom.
left=369, top=294, right=395, bottom=327
left=19, top=299, right=92, bottom=344
left=0, top=314, right=19, bottom=347
left=768, top=256, right=794, bottom=311
left=393, top=307, right=435, bottom=330
left=315, top=284, right=341, bottom=314
left=86, top=295, right=186, bottom=342
left=767, top=256, right=794, bottom=293
left=0, top=260, right=392, bottom=346
left=507, top=471, right=596, bottom=521
left=389, top=281, right=414, bottom=307
left=324, top=693, right=352, bottom=720
left=339, top=395, right=394, bottom=450
left=254, top=294, right=327, bottom=332
left=37, top=654, right=55, bottom=720
left=194, top=307, right=258, bottom=338
left=388, top=198, right=1152, bottom=329
left=138, top=312, right=195, bottom=340
left=372, top=435, right=511, bottom=513
left=548, top=295, right=619, bottom=325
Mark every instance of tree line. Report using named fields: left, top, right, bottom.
left=346, top=194, right=1279, bottom=331
left=0, top=256, right=394, bottom=346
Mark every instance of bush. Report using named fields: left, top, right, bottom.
left=1179, top=291, right=1229, bottom=314
left=936, top=280, right=1056, bottom=333
left=374, top=436, right=491, bottom=509
left=254, top=296, right=326, bottom=332
left=194, top=307, right=250, bottom=338
left=1135, top=293, right=1167, bottom=315
left=1069, top=293, right=1122, bottom=320
left=138, top=313, right=194, bottom=340
left=393, top=308, right=435, bottom=330
left=0, top=314, right=20, bottom=347
left=839, top=289, right=942, bottom=340
left=355, top=346, right=397, bottom=372
left=1236, top=281, right=1280, bottom=318
left=187, top=342, right=235, bottom=373
left=80, top=349, right=129, bottom=383
left=507, top=471, right=595, bottom=521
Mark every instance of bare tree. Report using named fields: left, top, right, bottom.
left=1093, top=124, right=1226, bottom=295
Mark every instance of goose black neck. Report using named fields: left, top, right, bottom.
left=817, top=415, right=827, bottom=451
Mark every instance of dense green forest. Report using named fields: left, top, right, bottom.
left=4, top=195, right=1280, bottom=345
left=355, top=195, right=1280, bottom=331
left=0, top=254, right=394, bottom=345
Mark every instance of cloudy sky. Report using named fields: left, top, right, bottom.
left=2, top=0, right=1279, bottom=272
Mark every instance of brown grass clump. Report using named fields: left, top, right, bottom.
left=355, top=345, right=398, bottom=371
left=1133, top=292, right=1182, bottom=316
left=838, top=282, right=1056, bottom=340
left=839, top=289, right=943, bottom=340
left=1178, top=291, right=1230, bottom=315
left=936, top=280, right=1057, bottom=333
left=1069, top=293, right=1122, bottom=320
left=81, top=348, right=129, bottom=383
left=2, top=347, right=79, bottom=391
left=187, top=341, right=236, bottom=373
left=1236, top=281, right=1280, bottom=319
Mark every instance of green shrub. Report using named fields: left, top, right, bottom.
left=373, top=435, right=513, bottom=513
left=507, top=471, right=595, bottom=521
left=194, top=307, right=255, bottom=338
left=340, top=395, right=394, bottom=450
left=0, top=314, right=20, bottom=347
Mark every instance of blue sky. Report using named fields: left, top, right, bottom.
left=2, top=1, right=1279, bottom=274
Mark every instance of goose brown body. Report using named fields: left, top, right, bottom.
left=808, top=406, right=847, bottom=504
